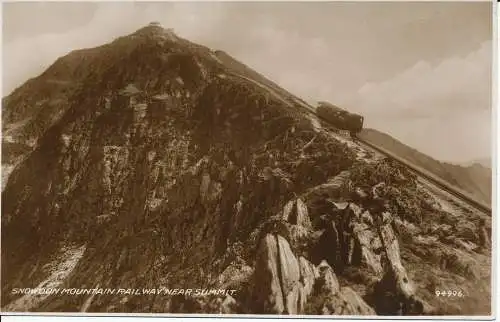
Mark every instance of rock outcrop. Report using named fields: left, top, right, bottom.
left=252, top=234, right=308, bottom=314
left=305, top=261, right=375, bottom=315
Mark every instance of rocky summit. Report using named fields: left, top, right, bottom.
left=1, top=24, right=491, bottom=315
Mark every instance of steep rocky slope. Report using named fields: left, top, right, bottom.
left=1, top=24, right=491, bottom=315
left=358, top=128, right=492, bottom=204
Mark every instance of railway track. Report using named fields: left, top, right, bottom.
left=225, top=70, right=492, bottom=215
left=353, top=137, right=492, bottom=215
left=305, top=105, right=492, bottom=215
left=304, top=103, right=492, bottom=215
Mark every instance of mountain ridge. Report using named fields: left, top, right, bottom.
left=459, top=157, right=491, bottom=169
left=358, top=128, right=492, bottom=205
left=1, top=24, right=491, bottom=315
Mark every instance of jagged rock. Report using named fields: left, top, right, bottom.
left=284, top=284, right=302, bottom=315
left=477, top=218, right=491, bottom=249
left=296, top=199, right=312, bottom=229
left=402, top=295, right=428, bottom=315
left=369, top=272, right=426, bottom=316
left=378, top=221, right=415, bottom=298
left=352, top=221, right=383, bottom=275
left=276, top=236, right=301, bottom=314
left=366, top=214, right=426, bottom=315
left=308, top=261, right=375, bottom=315
left=360, top=210, right=374, bottom=226
left=277, top=236, right=301, bottom=288
left=274, top=198, right=314, bottom=254
left=253, top=234, right=321, bottom=314
left=313, top=202, right=379, bottom=272
left=455, top=221, right=478, bottom=242
left=315, top=221, right=341, bottom=270
left=335, top=287, right=376, bottom=315
left=299, top=256, right=319, bottom=297
left=220, top=295, right=239, bottom=314
left=282, top=200, right=295, bottom=221
left=169, top=294, right=240, bottom=314
left=281, top=198, right=311, bottom=229
left=253, top=234, right=299, bottom=314
left=287, top=224, right=310, bottom=251
left=304, top=170, right=351, bottom=200
left=316, top=260, right=340, bottom=295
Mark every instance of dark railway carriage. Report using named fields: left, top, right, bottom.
left=316, top=101, right=364, bottom=136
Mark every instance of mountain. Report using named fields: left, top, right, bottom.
left=1, top=23, right=491, bottom=315
left=358, top=128, right=492, bottom=205
left=462, top=157, right=491, bottom=169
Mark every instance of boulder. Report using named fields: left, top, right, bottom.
left=220, top=295, right=239, bottom=314
left=253, top=234, right=283, bottom=313
left=287, top=224, right=310, bottom=251
left=303, top=170, right=351, bottom=200
left=299, top=256, right=319, bottom=297
left=276, top=198, right=314, bottom=254
left=314, top=203, right=383, bottom=274
left=364, top=212, right=427, bottom=315
left=281, top=198, right=312, bottom=229
left=455, top=221, right=478, bottom=243
left=252, top=234, right=300, bottom=314
left=338, top=287, right=376, bottom=315
left=316, top=260, right=340, bottom=295
left=378, top=222, right=415, bottom=298
left=282, top=200, right=295, bottom=222
left=318, top=287, right=376, bottom=316
left=310, top=262, right=375, bottom=315
left=352, top=222, right=383, bottom=275
left=253, top=234, right=320, bottom=314
left=296, top=199, right=312, bottom=229
left=315, top=222, right=341, bottom=270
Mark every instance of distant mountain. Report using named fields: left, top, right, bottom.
left=461, top=157, right=491, bottom=169
left=358, top=128, right=492, bottom=204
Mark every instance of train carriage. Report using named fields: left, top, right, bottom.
left=316, top=101, right=364, bottom=136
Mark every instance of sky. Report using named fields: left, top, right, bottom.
left=1, top=1, right=494, bottom=164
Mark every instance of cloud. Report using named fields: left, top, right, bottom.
left=233, top=17, right=343, bottom=105
left=2, top=2, right=228, bottom=94
left=371, top=108, right=492, bottom=163
left=352, top=41, right=492, bottom=162
left=355, top=40, right=492, bottom=118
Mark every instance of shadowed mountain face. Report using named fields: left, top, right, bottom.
left=1, top=24, right=491, bottom=315
left=358, top=128, right=492, bottom=205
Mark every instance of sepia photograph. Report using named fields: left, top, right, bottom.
left=1, top=0, right=496, bottom=318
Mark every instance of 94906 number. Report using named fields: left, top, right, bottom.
left=435, top=290, right=464, bottom=297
